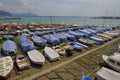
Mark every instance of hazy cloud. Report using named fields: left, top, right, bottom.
left=0, top=0, right=120, bottom=16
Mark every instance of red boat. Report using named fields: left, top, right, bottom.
left=16, top=54, right=31, bottom=70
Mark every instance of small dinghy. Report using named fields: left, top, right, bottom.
left=27, top=49, right=45, bottom=65
left=79, top=38, right=94, bottom=46
left=16, top=54, right=31, bottom=70
left=52, top=45, right=66, bottom=56
left=2, top=40, right=17, bottom=55
left=90, top=35, right=105, bottom=42
left=44, top=46, right=60, bottom=61
left=97, top=33, right=112, bottom=40
left=96, top=67, right=120, bottom=80
left=0, top=56, right=13, bottom=79
left=102, top=55, right=120, bottom=72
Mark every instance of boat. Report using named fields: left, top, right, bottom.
left=102, top=55, right=120, bottom=72
left=68, top=30, right=81, bottom=38
left=0, top=56, right=13, bottom=79
left=79, top=38, right=94, bottom=46
left=61, top=32, right=75, bottom=40
left=97, top=33, right=112, bottom=40
left=30, top=35, right=46, bottom=47
left=60, top=43, right=74, bottom=56
left=27, top=49, right=45, bottom=65
left=2, top=40, right=17, bottom=55
left=68, top=41, right=84, bottom=50
left=44, top=34, right=60, bottom=45
left=2, top=35, right=14, bottom=40
left=90, top=35, right=105, bottom=43
left=19, top=36, right=34, bottom=51
left=53, top=32, right=67, bottom=42
left=75, top=42, right=88, bottom=49
left=79, top=29, right=93, bottom=36
left=104, top=31, right=120, bottom=37
left=82, top=75, right=93, bottom=80
left=44, top=46, right=60, bottom=61
left=16, top=54, right=31, bottom=70
left=96, top=67, right=120, bottom=80
left=52, top=45, right=66, bottom=56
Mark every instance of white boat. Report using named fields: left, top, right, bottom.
left=96, top=67, right=120, bottom=80
left=97, top=33, right=112, bottom=40
left=27, top=49, right=45, bottom=65
left=104, top=31, right=120, bottom=37
left=52, top=45, right=66, bottom=56
left=90, top=36, right=105, bottom=42
left=102, top=55, right=120, bottom=72
left=0, top=56, right=13, bottom=78
left=44, top=46, right=60, bottom=61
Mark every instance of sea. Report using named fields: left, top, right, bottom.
left=0, top=16, right=120, bottom=26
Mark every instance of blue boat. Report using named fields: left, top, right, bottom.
left=79, top=29, right=93, bottom=36
left=2, top=35, right=14, bottom=40
left=19, top=36, right=34, bottom=51
left=53, top=32, right=67, bottom=42
left=44, top=34, right=60, bottom=45
left=35, top=31, right=45, bottom=35
left=31, top=35, right=46, bottom=47
left=21, top=33, right=30, bottom=37
left=2, top=40, right=17, bottom=55
left=82, top=75, right=93, bottom=80
left=61, top=32, right=75, bottom=40
left=68, top=41, right=84, bottom=50
left=86, top=29, right=97, bottom=34
left=69, top=30, right=81, bottom=38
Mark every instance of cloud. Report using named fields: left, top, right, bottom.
left=0, top=0, right=120, bottom=16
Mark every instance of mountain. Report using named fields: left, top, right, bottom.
left=12, top=13, right=38, bottom=17
left=0, top=10, right=38, bottom=17
left=0, top=10, right=12, bottom=16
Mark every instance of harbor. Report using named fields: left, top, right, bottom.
left=0, top=23, right=119, bottom=80
left=15, top=36, right=120, bottom=80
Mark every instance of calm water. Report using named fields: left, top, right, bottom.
left=0, top=16, right=120, bottom=26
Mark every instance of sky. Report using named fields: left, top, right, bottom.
left=0, top=0, right=120, bottom=16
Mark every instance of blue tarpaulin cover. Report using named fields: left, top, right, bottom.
left=2, top=40, right=17, bottom=54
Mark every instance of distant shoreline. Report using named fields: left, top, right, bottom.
left=91, top=16, right=120, bottom=19
left=0, top=17, right=21, bottom=20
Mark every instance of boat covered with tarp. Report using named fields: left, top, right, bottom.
left=53, top=32, right=67, bottom=42
left=2, top=40, right=17, bottom=55
left=2, top=35, right=14, bottom=40
left=44, top=34, right=60, bottom=45
left=68, top=41, right=84, bottom=50
left=61, top=32, right=75, bottom=40
left=30, top=35, right=46, bottom=47
left=19, top=36, right=34, bottom=51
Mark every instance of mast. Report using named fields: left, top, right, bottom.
left=103, top=10, right=108, bottom=26
left=49, top=12, right=52, bottom=27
